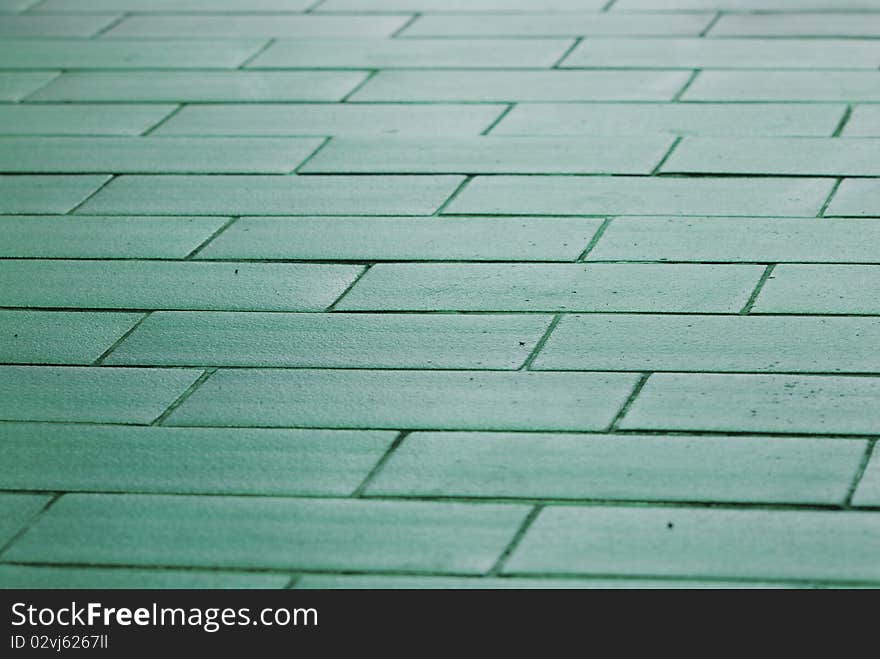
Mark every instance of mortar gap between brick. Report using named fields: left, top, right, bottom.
left=150, top=368, right=216, bottom=427
left=66, top=175, right=115, bottom=215
left=520, top=314, right=563, bottom=371
left=480, top=104, right=515, bottom=136
left=184, top=216, right=240, bottom=260
left=487, top=505, right=543, bottom=577
left=92, top=311, right=152, bottom=366
left=601, top=0, right=618, bottom=11
left=844, top=439, right=876, bottom=508
left=91, top=12, right=130, bottom=38
left=699, top=12, right=723, bottom=37
left=390, top=13, right=421, bottom=38
left=434, top=175, right=474, bottom=216
left=352, top=431, right=411, bottom=498
left=672, top=69, right=701, bottom=102
left=651, top=136, right=683, bottom=176
left=305, top=0, right=329, bottom=12
left=325, top=264, right=373, bottom=311
left=340, top=70, right=379, bottom=103
left=292, top=136, right=332, bottom=173
left=818, top=177, right=844, bottom=217
left=0, top=493, right=60, bottom=559
left=238, top=38, right=276, bottom=69
left=552, top=37, right=583, bottom=69
left=832, top=105, right=853, bottom=137
left=739, top=264, right=776, bottom=314
left=576, top=217, right=614, bottom=262
left=283, top=574, right=301, bottom=589
left=608, top=373, right=651, bottom=432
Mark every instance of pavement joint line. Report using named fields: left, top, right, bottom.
left=150, top=368, right=215, bottom=426
left=551, top=37, right=583, bottom=69
left=0, top=493, right=60, bottom=560
left=183, top=216, right=241, bottom=260
left=577, top=217, right=612, bottom=262
left=608, top=373, right=651, bottom=432
left=699, top=12, right=723, bottom=37
left=284, top=575, right=302, bottom=589
left=602, top=0, right=618, bottom=11
left=325, top=264, right=372, bottom=311
left=832, top=105, right=853, bottom=137
left=389, top=13, right=421, bottom=39
left=487, top=505, right=543, bottom=576
left=818, top=178, right=844, bottom=217
left=15, top=71, right=61, bottom=104
left=64, top=174, right=115, bottom=215
left=351, top=431, right=411, bottom=498
left=739, top=264, right=776, bottom=314
left=479, top=103, right=516, bottom=136
left=844, top=439, right=876, bottom=508
left=672, top=69, right=701, bottom=102
left=339, top=70, right=378, bottom=103
left=651, top=135, right=683, bottom=175
left=90, top=12, right=130, bottom=38
left=90, top=311, right=152, bottom=366
left=138, top=104, right=183, bottom=136
left=519, top=313, right=562, bottom=371
left=432, top=174, right=474, bottom=216
left=292, top=135, right=333, bottom=174
left=305, top=0, right=329, bottom=12
left=237, top=38, right=276, bottom=70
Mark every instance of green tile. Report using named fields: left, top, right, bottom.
left=0, top=565, right=289, bottom=589
left=0, top=260, right=363, bottom=311
left=300, top=136, right=675, bottom=175
left=4, top=494, right=530, bottom=574
left=0, top=310, right=142, bottom=364
left=351, top=71, right=691, bottom=102
left=852, top=449, right=880, bottom=507
left=154, top=104, right=506, bottom=137
left=0, top=215, right=228, bottom=258
left=0, top=366, right=201, bottom=423
left=319, top=0, right=606, bottom=9
left=842, top=106, right=880, bottom=136
left=710, top=13, right=880, bottom=37
left=587, top=217, right=880, bottom=263
left=29, top=71, right=369, bottom=102
left=0, top=39, right=266, bottom=69
left=294, top=574, right=802, bottom=589
left=105, top=312, right=553, bottom=369
left=562, top=38, right=880, bottom=70
left=0, top=104, right=176, bottom=136
left=825, top=179, right=880, bottom=217
left=683, top=72, right=880, bottom=102
left=337, top=263, right=763, bottom=312
left=0, top=493, right=52, bottom=548
left=368, top=432, right=865, bottom=505
left=0, top=14, right=118, bottom=36
left=621, top=373, right=880, bottom=435
left=506, top=505, right=880, bottom=583
left=249, top=38, right=572, bottom=69
left=0, top=137, right=324, bottom=174
left=401, top=13, right=712, bottom=36
left=533, top=314, right=880, bottom=373
left=664, top=137, right=880, bottom=176
left=0, top=175, right=110, bottom=214
left=447, top=175, right=835, bottom=216
left=35, top=0, right=313, bottom=10
left=77, top=175, right=464, bottom=215
left=0, top=72, right=57, bottom=101
left=0, top=423, right=396, bottom=496
left=166, top=369, right=640, bottom=431
left=105, top=15, right=409, bottom=37
left=197, top=216, right=602, bottom=261
left=615, top=0, right=880, bottom=9
left=493, top=103, right=845, bottom=137
left=0, top=0, right=38, bottom=11
left=753, top=265, right=880, bottom=314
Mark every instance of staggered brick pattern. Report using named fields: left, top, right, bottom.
left=0, top=0, right=878, bottom=590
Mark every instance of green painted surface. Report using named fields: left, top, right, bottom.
left=621, top=373, right=880, bottom=435
left=0, top=72, right=56, bottom=101
left=367, top=432, right=865, bottom=505
left=0, top=493, right=52, bottom=548
left=753, top=265, right=880, bottom=314
left=506, top=506, right=880, bottom=582
left=166, top=369, right=640, bottom=430
left=841, top=106, right=880, bottom=136
left=853, top=451, right=880, bottom=507
left=0, top=260, right=363, bottom=310
left=0, top=366, right=202, bottom=423
left=105, top=312, right=552, bottom=368
left=0, top=14, right=119, bottom=37
left=4, top=494, right=530, bottom=573
left=35, top=0, right=314, bottom=10
left=0, top=423, right=396, bottom=496
left=0, top=565, right=289, bottom=589
left=0, top=310, right=142, bottom=364
left=0, top=104, right=176, bottom=136
left=825, top=180, right=880, bottom=217
left=0, top=174, right=109, bottom=213
left=710, top=13, right=880, bottom=37
left=337, top=263, right=763, bottom=312
left=683, top=71, right=880, bottom=102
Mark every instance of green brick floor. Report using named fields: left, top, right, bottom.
left=0, top=0, right=878, bottom=590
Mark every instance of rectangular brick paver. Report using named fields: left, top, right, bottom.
left=76, top=175, right=464, bottom=215
left=318, top=0, right=606, bottom=10
left=0, top=260, right=363, bottom=311
left=165, top=369, right=640, bottom=431
left=0, top=310, right=142, bottom=365
left=852, top=449, right=880, bottom=507
left=492, top=103, right=846, bottom=137
left=0, top=175, right=110, bottom=214
left=104, top=312, right=553, bottom=369
left=2, top=494, right=530, bottom=574
left=683, top=72, right=880, bottom=102
left=446, top=176, right=835, bottom=217
left=825, top=179, right=880, bottom=217
left=0, top=14, right=119, bottom=37
left=34, top=0, right=315, bottom=10
left=104, top=15, right=410, bottom=38
left=367, top=432, right=865, bottom=505
left=752, top=265, right=880, bottom=315
left=841, top=106, right=880, bottom=137
left=0, top=366, right=202, bottom=424
left=0, top=72, right=57, bottom=101
left=0, top=104, right=176, bottom=136
left=197, top=217, right=603, bottom=262
left=506, top=506, right=880, bottom=583
left=532, top=314, right=880, bottom=373
left=336, top=263, right=764, bottom=312
left=0, top=493, right=52, bottom=548
left=0, top=423, right=397, bottom=496
left=709, top=13, right=880, bottom=37
left=620, top=373, right=880, bottom=435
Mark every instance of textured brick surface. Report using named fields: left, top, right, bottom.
left=2, top=0, right=879, bottom=589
